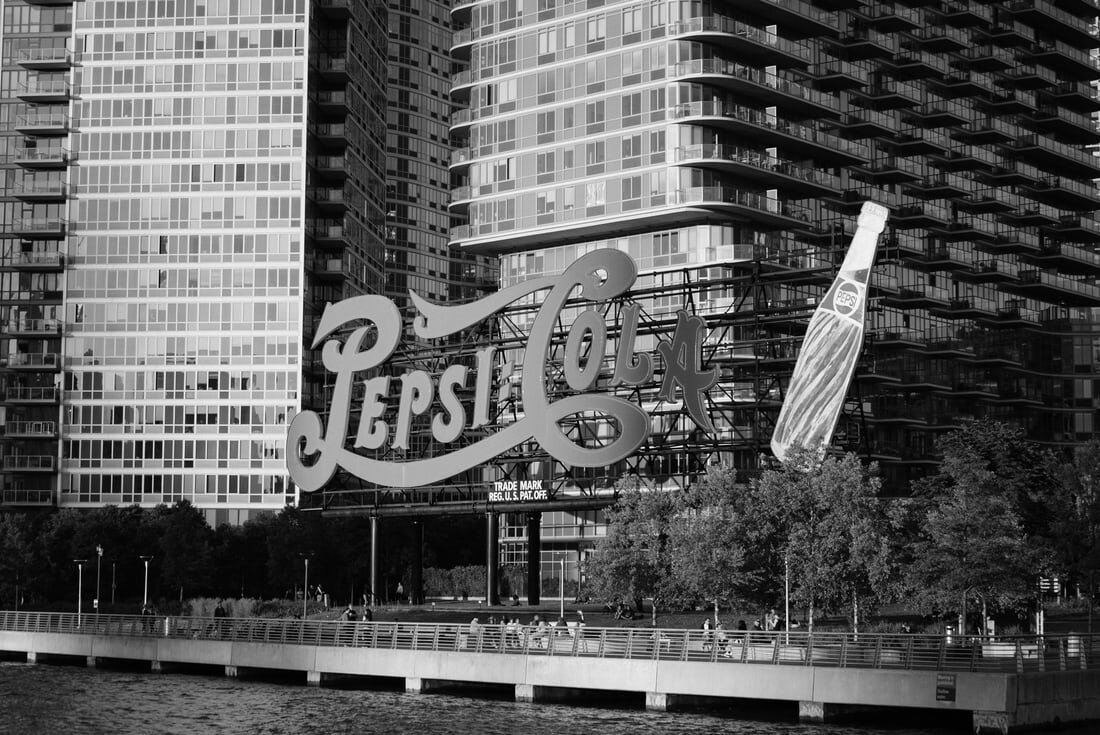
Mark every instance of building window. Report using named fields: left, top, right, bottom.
left=586, top=16, right=606, bottom=42
left=622, top=7, right=642, bottom=34
left=585, top=181, right=605, bottom=208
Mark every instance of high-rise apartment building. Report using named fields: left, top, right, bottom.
left=386, top=0, right=496, bottom=312
left=0, top=0, right=389, bottom=523
left=447, top=1, right=1100, bottom=577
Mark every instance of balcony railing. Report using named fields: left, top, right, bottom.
left=2, top=455, right=55, bottom=471
left=668, top=16, right=813, bottom=63
left=674, top=144, right=840, bottom=190
left=4, top=420, right=56, bottom=437
left=4, top=386, right=58, bottom=402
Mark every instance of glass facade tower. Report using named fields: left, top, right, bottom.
left=449, top=0, right=1100, bottom=499
left=0, top=0, right=388, bottom=523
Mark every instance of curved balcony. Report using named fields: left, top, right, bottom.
left=734, top=0, right=839, bottom=37
left=449, top=185, right=474, bottom=213
left=449, top=147, right=473, bottom=173
left=451, top=27, right=473, bottom=61
left=669, top=101, right=868, bottom=165
left=668, top=17, right=812, bottom=67
left=450, top=107, right=473, bottom=135
left=450, top=0, right=479, bottom=24
left=675, top=186, right=812, bottom=228
left=673, top=144, right=839, bottom=197
left=671, top=60, right=840, bottom=118
left=450, top=69, right=475, bottom=103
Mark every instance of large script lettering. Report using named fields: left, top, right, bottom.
left=287, top=249, right=711, bottom=491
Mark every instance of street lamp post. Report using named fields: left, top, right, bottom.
left=299, top=553, right=312, bottom=619
left=140, top=555, right=154, bottom=608
left=558, top=557, right=565, bottom=621
left=111, top=562, right=116, bottom=605
left=73, top=559, right=87, bottom=627
left=95, top=545, right=103, bottom=614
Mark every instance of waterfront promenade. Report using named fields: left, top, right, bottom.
left=1, top=610, right=1098, bottom=734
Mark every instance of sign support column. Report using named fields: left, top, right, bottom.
left=411, top=520, right=423, bottom=605
left=486, top=511, right=499, bottom=606
left=526, top=512, right=541, bottom=605
left=369, top=516, right=381, bottom=606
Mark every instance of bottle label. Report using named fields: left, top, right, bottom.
left=825, top=276, right=866, bottom=324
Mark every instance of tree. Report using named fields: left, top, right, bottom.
left=586, top=478, right=676, bottom=625
left=666, top=463, right=754, bottom=624
left=903, top=421, right=1043, bottom=634
left=742, top=447, right=889, bottom=632
left=149, top=501, right=214, bottom=601
left=1053, top=441, right=1100, bottom=630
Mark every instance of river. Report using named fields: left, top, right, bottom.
left=0, top=660, right=1090, bottom=735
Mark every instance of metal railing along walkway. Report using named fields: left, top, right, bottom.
left=1, top=611, right=1095, bottom=675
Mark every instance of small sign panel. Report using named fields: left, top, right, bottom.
left=935, top=673, right=956, bottom=702
left=489, top=479, right=549, bottom=503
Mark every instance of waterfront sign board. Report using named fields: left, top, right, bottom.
left=287, top=249, right=718, bottom=492
left=935, top=673, right=956, bottom=702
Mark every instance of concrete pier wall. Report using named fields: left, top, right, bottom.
left=2, top=629, right=1096, bottom=733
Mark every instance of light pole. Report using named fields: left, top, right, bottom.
left=95, top=545, right=103, bottom=613
left=111, top=562, right=116, bottom=605
left=299, top=553, right=312, bottom=619
left=140, top=555, right=153, bottom=607
left=73, top=558, right=87, bottom=627
left=558, top=557, right=565, bottom=621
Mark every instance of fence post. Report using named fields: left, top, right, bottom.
left=969, top=639, right=979, bottom=672
left=873, top=636, right=882, bottom=668
left=1015, top=640, right=1024, bottom=674
left=840, top=635, right=848, bottom=667
left=937, top=636, right=946, bottom=669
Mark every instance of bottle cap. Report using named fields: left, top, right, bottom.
left=857, top=201, right=889, bottom=235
